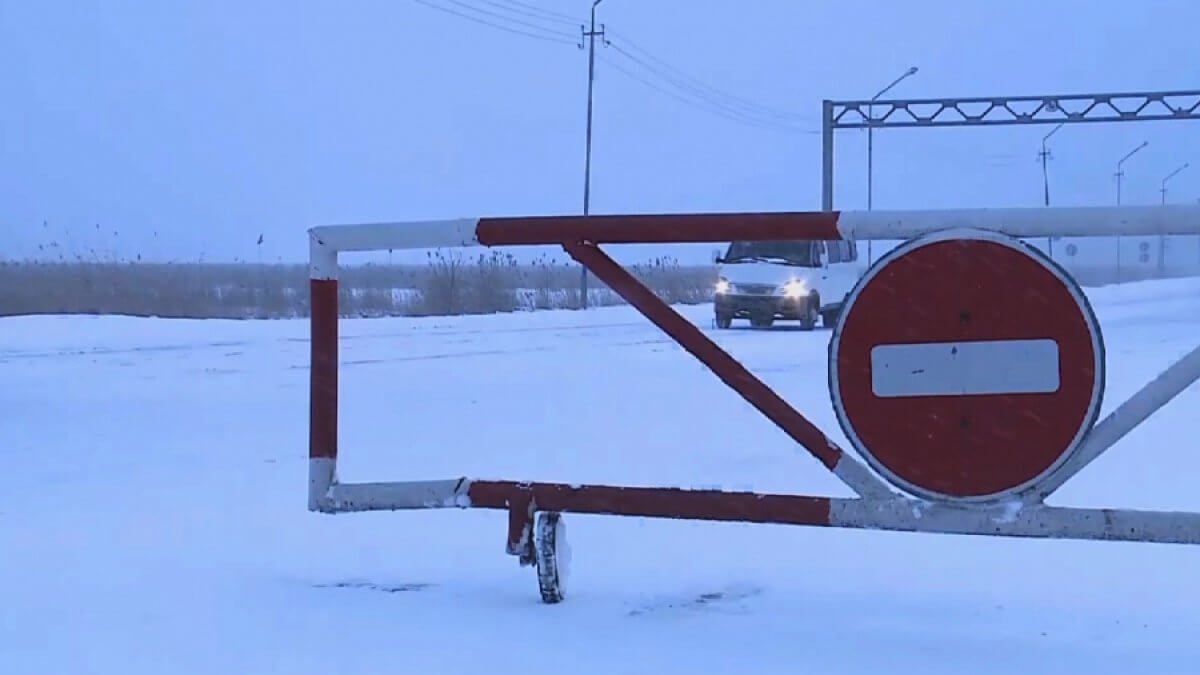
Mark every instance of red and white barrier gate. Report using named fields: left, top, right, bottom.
left=308, top=204, right=1200, bottom=603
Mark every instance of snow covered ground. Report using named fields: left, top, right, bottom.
left=3, top=277, right=1199, bottom=674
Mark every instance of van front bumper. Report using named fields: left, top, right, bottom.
left=715, top=293, right=812, bottom=319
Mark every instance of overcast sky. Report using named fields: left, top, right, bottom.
left=3, top=0, right=1199, bottom=265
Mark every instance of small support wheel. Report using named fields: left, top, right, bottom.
left=534, top=511, right=569, bottom=604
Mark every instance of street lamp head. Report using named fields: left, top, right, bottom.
left=907, top=66, right=919, bottom=75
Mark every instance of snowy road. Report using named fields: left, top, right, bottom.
left=4, top=279, right=1200, bottom=674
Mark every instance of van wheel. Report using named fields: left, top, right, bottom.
left=715, top=312, right=732, bottom=329
left=799, top=294, right=819, bottom=331
left=821, top=308, right=840, bottom=329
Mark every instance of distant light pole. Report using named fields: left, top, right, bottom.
left=1158, top=162, right=1189, bottom=276
left=1040, top=122, right=1065, bottom=207
left=1113, top=140, right=1148, bottom=282
left=1115, top=140, right=1148, bottom=206
left=1038, top=122, right=1065, bottom=258
left=867, top=65, right=918, bottom=264
left=1160, top=162, right=1189, bottom=204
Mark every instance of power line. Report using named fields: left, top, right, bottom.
left=474, top=0, right=583, bottom=27
left=605, top=44, right=814, bottom=132
left=412, top=0, right=579, bottom=45
left=495, top=0, right=581, bottom=24
left=600, top=47, right=818, bottom=134
left=413, top=1, right=815, bottom=133
left=444, top=0, right=579, bottom=37
left=598, top=53, right=814, bottom=134
left=606, top=30, right=812, bottom=124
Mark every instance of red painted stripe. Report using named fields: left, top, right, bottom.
left=468, top=480, right=833, bottom=527
left=309, top=279, right=338, bottom=460
left=564, top=241, right=845, bottom=470
left=475, top=211, right=843, bottom=246
left=505, top=489, right=535, bottom=562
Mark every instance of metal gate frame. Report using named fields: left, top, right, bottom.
left=307, top=204, right=1200, bottom=599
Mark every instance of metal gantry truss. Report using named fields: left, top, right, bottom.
left=821, top=89, right=1200, bottom=210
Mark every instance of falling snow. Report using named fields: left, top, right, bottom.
left=2, top=277, right=1199, bottom=674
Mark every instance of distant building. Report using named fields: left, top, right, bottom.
left=858, top=235, right=1200, bottom=287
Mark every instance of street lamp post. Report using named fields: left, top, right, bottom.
left=1160, top=163, right=1189, bottom=204
left=1113, top=140, right=1148, bottom=282
left=1158, top=162, right=1189, bottom=276
left=1040, top=122, right=1065, bottom=258
left=866, top=66, right=918, bottom=264
left=1115, top=140, right=1148, bottom=206
left=1040, top=122, right=1065, bottom=207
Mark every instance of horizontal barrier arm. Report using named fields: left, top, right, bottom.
left=309, top=204, right=1200, bottom=252
left=322, top=478, right=1200, bottom=545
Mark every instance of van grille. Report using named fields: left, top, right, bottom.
left=733, top=283, right=776, bottom=295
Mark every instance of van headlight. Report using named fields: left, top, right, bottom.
left=782, top=279, right=806, bottom=298
left=715, top=277, right=731, bottom=294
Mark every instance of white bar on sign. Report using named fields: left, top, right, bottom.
left=870, top=339, right=1061, bottom=398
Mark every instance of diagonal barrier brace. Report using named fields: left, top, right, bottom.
left=562, top=240, right=892, bottom=499
left=1034, top=343, right=1200, bottom=500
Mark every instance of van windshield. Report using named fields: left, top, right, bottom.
left=723, top=240, right=820, bottom=267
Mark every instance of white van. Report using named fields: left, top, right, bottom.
left=712, top=238, right=866, bottom=330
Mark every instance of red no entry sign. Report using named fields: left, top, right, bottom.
left=829, top=229, right=1105, bottom=503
